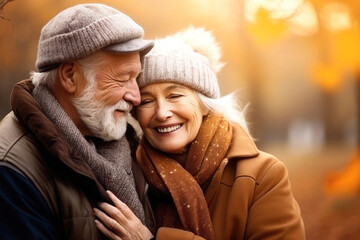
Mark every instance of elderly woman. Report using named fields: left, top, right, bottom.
left=93, top=27, right=305, bottom=240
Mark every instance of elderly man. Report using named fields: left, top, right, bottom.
left=0, top=3, right=154, bottom=239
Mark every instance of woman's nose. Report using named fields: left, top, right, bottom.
left=155, top=102, right=173, bottom=121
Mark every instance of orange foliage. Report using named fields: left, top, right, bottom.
left=246, top=7, right=288, bottom=46
left=310, top=27, right=360, bottom=92
left=333, top=28, right=360, bottom=72
left=310, top=62, right=342, bottom=93
left=324, top=148, right=360, bottom=197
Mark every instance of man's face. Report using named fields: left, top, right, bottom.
left=73, top=51, right=141, bottom=141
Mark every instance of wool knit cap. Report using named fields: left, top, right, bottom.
left=137, top=26, right=224, bottom=98
left=36, top=3, right=154, bottom=72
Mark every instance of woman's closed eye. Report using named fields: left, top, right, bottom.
left=168, top=94, right=184, bottom=100
left=139, top=98, right=154, bottom=106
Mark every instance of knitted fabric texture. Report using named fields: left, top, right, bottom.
left=32, top=85, right=145, bottom=223
left=137, top=35, right=220, bottom=98
left=36, top=3, right=151, bottom=72
left=136, top=114, right=233, bottom=239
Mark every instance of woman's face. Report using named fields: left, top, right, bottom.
left=136, top=82, right=209, bottom=154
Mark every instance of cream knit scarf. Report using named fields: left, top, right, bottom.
left=33, top=85, right=145, bottom=223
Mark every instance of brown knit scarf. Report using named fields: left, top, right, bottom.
left=137, top=114, right=233, bottom=240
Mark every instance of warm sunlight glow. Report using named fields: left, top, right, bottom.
left=245, top=0, right=317, bottom=36
left=189, top=0, right=234, bottom=17
left=321, top=2, right=351, bottom=32
left=246, top=0, right=303, bottom=21
left=244, top=0, right=261, bottom=22
left=289, top=2, right=318, bottom=36
left=263, top=0, right=303, bottom=19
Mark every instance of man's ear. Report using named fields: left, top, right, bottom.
left=58, top=62, right=76, bottom=94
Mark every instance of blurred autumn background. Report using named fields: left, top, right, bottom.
left=0, top=0, right=359, bottom=239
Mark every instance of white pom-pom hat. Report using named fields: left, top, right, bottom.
left=137, top=26, right=224, bottom=98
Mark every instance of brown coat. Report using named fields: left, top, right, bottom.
left=156, top=125, right=305, bottom=240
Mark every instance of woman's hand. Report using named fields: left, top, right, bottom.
left=93, top=190, right=154, bottom=240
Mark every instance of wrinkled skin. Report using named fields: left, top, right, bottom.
left=93, top=191, right=153, bottom=240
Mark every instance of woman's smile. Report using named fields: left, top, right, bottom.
left=156, top=124, right=182, bottom=133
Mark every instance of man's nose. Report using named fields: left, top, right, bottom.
left=123, top=80, right=141, bottom=106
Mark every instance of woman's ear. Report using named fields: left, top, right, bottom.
left=58, top=62, right=76, bottom=94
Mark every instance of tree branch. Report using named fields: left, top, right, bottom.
left=0, top=0, right=14, bottom=20
left=0, top=0, right=14, bottom=9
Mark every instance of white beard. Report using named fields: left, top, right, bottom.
left=72, top=86, right=131, bottom=141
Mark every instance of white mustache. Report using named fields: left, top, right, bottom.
left=110, top=100, right=132, bottom=113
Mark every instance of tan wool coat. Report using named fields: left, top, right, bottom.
left=155, top=125, right=306, bottom=240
